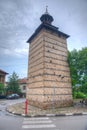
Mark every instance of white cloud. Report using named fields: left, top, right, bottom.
left=0, top=0, right=87, bottom=78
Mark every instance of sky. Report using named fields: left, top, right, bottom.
left=0, top=0, right=87, bottom=80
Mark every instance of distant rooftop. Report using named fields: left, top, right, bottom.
left=18, top=78, right=27, bottom=84
left=0, top=69, right=8, bottom=74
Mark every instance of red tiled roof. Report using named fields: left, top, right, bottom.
left=18, top=78, right=27, bottom=84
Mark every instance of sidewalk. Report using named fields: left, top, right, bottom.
left=6, top=100, right=87, bottom=117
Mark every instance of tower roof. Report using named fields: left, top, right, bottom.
left=27, top=8, right=70, bottom=43
left=40, top=6, right=54, bottom=24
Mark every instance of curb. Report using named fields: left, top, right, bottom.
left=6, top=108, right=87, bottom=117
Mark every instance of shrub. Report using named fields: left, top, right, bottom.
left=73, top=91, right=77, bottom=99
left=76, top=91, right=86, bottom=99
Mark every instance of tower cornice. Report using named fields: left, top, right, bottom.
left=27, top=23, right=69, bottom=43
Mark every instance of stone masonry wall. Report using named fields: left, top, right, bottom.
left=27, top=29, right=73, bottom=109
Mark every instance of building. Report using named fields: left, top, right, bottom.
left=0, top=69, right=8, bottom=85
left=27, top=8, right=73, bottom=109
left=18, top=78, right=27, bottom=97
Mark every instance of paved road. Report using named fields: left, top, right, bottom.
left=51, top=115, right=87, bottom=130
left=0, top=114, right=87, bottom=130
left=0, top=99, right=87, bottom=130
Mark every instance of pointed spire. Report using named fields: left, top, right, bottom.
left=45, top=6, right=48, bottom=14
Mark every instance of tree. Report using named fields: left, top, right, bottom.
left=7, top=72, right=21, bottom=94
left=0, top=83, right=5, bottom=95
left=68, top=49, right=79, bottom=86
left=78, top=48, right=87, bottom=75
left=68, top=47, right=87, bottom=98
left=77, top=48, right=87, bottom=94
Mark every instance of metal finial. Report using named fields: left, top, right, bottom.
left=46, top=6, right=48, bottom=14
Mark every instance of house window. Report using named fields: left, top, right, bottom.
left=23, top=86, right=26, bottom=90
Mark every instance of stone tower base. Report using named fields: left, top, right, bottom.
left=28, top=99, right=73, bottom=109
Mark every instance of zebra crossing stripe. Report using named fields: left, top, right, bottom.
left=22, top=124, right=56, bottom=129
left=23, top=120, right=52, bottom=124
left=24, top=117, right=49, bottom=120
left=22, top=117, right=56, bottom=129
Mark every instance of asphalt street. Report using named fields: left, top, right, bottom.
left=0, top=99, right=87, bottom=130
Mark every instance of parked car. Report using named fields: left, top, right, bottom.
left=6, top=94, right=20, bottom=99
left=0, top=95, right=6, bottom=99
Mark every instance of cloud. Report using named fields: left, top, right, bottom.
left=2, top=47, right=28, bottom=57
left=0, top=0, right=33, bottom=46
left=0, top=0, right=87, bottom=79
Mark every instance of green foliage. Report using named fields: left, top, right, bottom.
left=7, top=72, right=21, bottom=94
left=73, top=89, right=87, bottom=99
left=68, top=49, right=79, bottom=86
left=80, top=82, right=87, bottom=94
left=78, top=48, right=87, bottom=76
left=72, top=86, right=77, bottom=99
left=0, top=83, right=5, bottom=95
left=73, top=91, right=77, bottom=99
left=68, top=47, right=87, bottom=99
left=76, top=92, right=87, bottom=99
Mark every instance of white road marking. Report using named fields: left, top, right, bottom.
left=24, top=117, right=49, bottom=120
left=23, top=120, right=52, bottom=124
left=22, top=117, right=56, bottom=129
left=22, top=124, right=56, bottom=128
